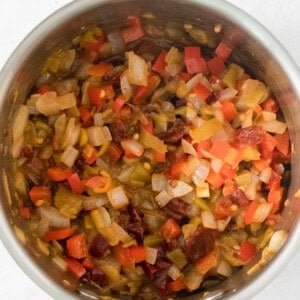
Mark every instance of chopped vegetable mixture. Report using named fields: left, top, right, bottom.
left=12, top=15, right=291, bottom=298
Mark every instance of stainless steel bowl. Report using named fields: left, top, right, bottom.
left=0, top=0, right=300, bottom=299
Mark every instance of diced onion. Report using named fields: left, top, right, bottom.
left=102, top=126, right=112, bottom=142
left=96, top=157, right=109, bottom=171
left=36, top=91, right=60, bottom=116
left=52, top=255, right=68, bottom=272
left=258, top=120, right=287, bottom=134
left=13, top=104, right=29, bottom=143
left=196, top=183, right=210, bottom=198
left=56, top=92, right=77, bottom=110
left=93, top=113, right=103, bottom=126
left=201, top=210, right=217, bottom=229
left=61, top=117, right=80, bottom=149
left=120, top=71, right=133, bottom=100
left=61, top=145, right=79, bottom=167
left=210, top=158, right=224, bottom=173
left=107, top=186, right=129, bottom=209
left=165, top=47, right=184, bottom=76
left=182, top=139, right=197, bottom=156
left=218, top=87, right=237, bottom=101
left=118, top=166, right=135, bottom=182
left=37, top=207, right=70, bottom=228
left=121, top=139, right=144, bottom=157
left=155, top=189, right=172, bottom=207
left=259, top=167, right=272, bottom=183
left=253, top=202, right=273, bottom=223
left=146, top=247, right=158, bottom=265
left=184, top=269, right=203, bottom=291
left=191, top=159, right=210, bottom=186
left=216, top=217, right=231, bottom=232
left=168, top=265, right=182, bottom=280
left=111, top=222, right=132, bottom=244
left=83, top=196, right=108, bottom=210
left=126, top=51, right=149, bottom=86
left=268, top=230, right=288, bottom=253
left=166, top=180, right=193, bottom=198
left=87, top=126, right=107, bottom=146
left=217, top=260, right=232, bottom=277
left=152, top=173, right=168, bottom=192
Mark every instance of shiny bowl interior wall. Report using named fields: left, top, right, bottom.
left=0, top=0, right=300, bottom=299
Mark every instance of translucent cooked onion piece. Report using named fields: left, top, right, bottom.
left=126, top=51, right=149, bottom=86
left=61, top=145, right=79, bottom=167
left=37, top=207, right=70, bottom=228
left=107, top=186, right=129, bottom=209
left=83, top=196, right=109, bottom=210
left=166, top=180, right=193, bottom=198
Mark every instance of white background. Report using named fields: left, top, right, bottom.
left=0, top=0, right=300, bottom=299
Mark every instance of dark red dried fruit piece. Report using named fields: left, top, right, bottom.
left=234, top=125, right=264, bottom=146
left=183, top=226, right=217, bottom=263
left=162, top=198, right=189, bottom=221
left=157, top=118, right=186, bottom=144
left=86, top=265, right=109, bottom=287
left=89, top=234, right=109, bottom=258
left=230, top=189, right=249, bottom=207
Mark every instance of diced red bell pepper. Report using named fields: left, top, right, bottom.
left=166, top=277, right=186, bottom=292
left=159, top=218, right=182, bottom=241
left=87, top=61, right=113, bottom=77
left=112, top=95, right=126, bottom=112
left=170, top=161, right=187, bottom=180
left=108, top=143, right=124, bottom=163
left=253, top=158, right=271, bottom=171
left=29, top=186, right=52, bottom=205
left=132, top=75, right=161, bottom=104
left=44, top=227, right=76, bottom=242
left=194, top=140, right=211, bottom=158
left=67, top=233, right=88, bottom=259
left=222, top=179, right=236, bottom=196
left=209, top=140, right=231, bottom=160
left=184, top=46, right=207, bottom=74
left=178, top=72, right=193, bottom=82
left=82, top=256, right=95, bottom=270
left=46, top=167, right=72, bottom=182
left=65, top=257, right=86, bottom=279
left=193, top=83, right=211, bottom=101
left=114, top=244, right=135, bottom=269
left=238, top=241, right=256, bottom=262
left=20, top=207, right=31, bottom=220
left=268, top=185, right=283, bottom=213
left=206, top=170, right=225, bottom=189
left=207, top=57, right=225, bottom=75
left=78, top=106, right=92, bottom=123
left=128, top=246, right=147, bottom=263
left=122, top=16, right=145, bottom=44
left=83, top=175, right=110, bottom=193
left=67, top=173, right=84, bottom=194
left=221, top=100, right=238, bottom=121
left=215, top=42, right=232, bottom=61
left=214, top=197, right=233, bottom=220
left=152, top=49, right=167, bottom=74
left=139, top=119, right=153, bottom=134
left=244, top=201, right=259, bottom=225
left=195, top=252, right=217, bottom=275
left=37, top=85, right=54, bottom=94
left=262, top=98, right=279, bottom=113
left=274, top=130, right=289, bottom=156
left=220, top=163, right=236, bottom=180
left=152, top=150, right=166, bottom=163
left=88, top=85, right=115, bottom=108
left=261, top=133, right=277, bottom=160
